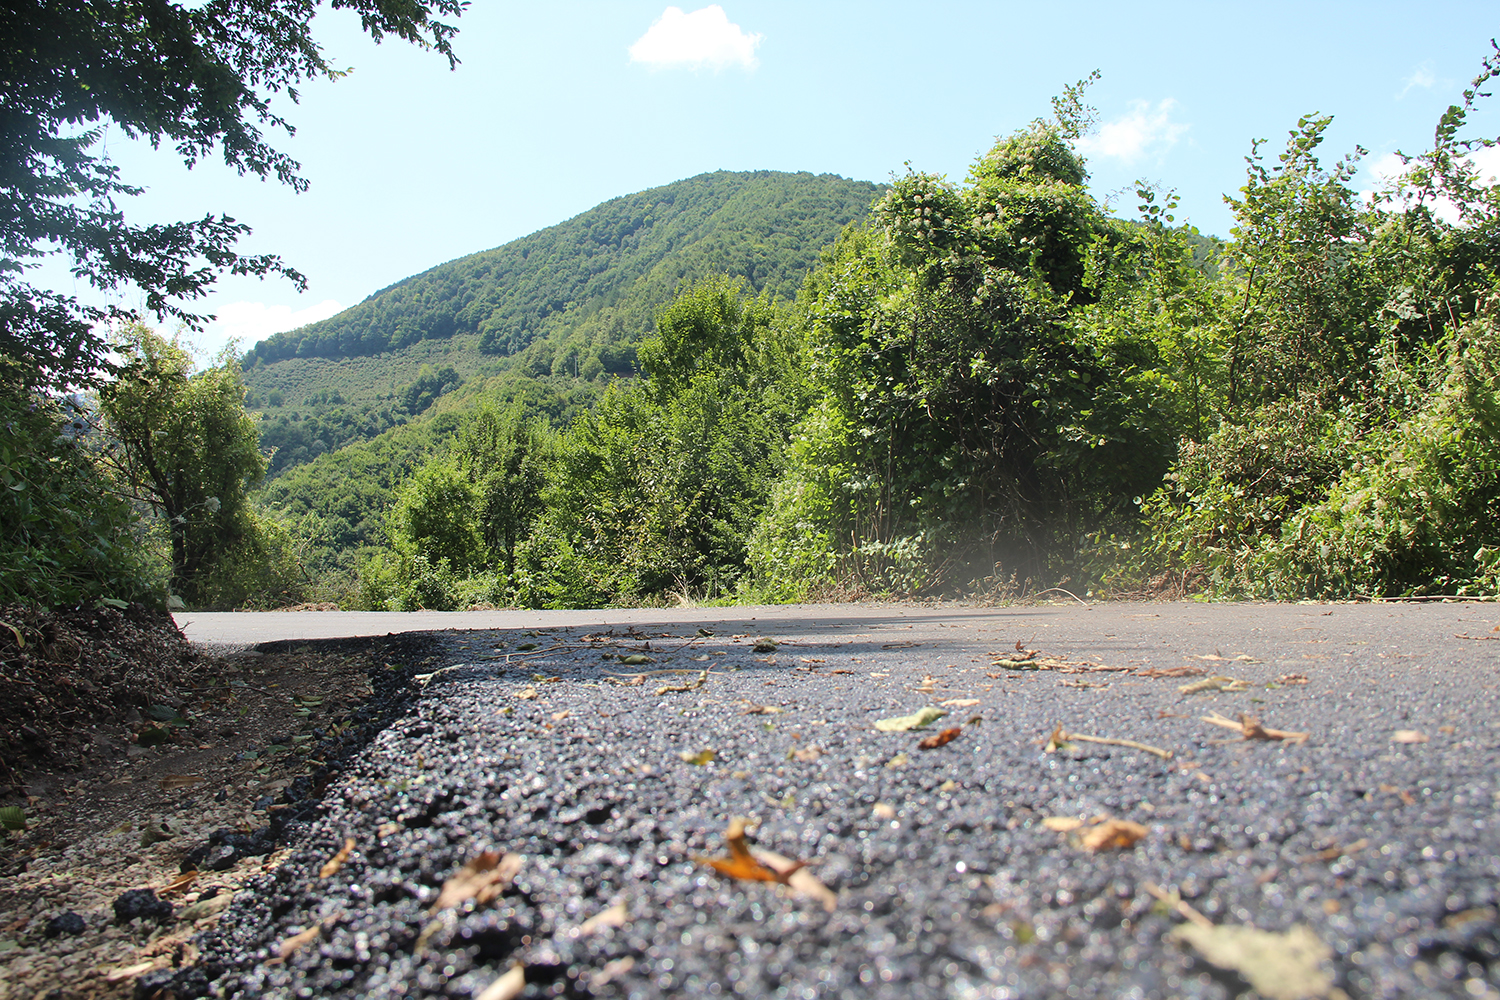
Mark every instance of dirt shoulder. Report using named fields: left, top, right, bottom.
left=0, top=606, right=434, bottom=1000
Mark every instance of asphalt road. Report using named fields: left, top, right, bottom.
left=179, top=600, right=1500, bottom=999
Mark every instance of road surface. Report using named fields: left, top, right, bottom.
left=173, top=600, right=1500, bottom=999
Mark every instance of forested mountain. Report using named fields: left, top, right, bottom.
left=245, top=170, right=882, bottom=366
left=240, top=170, right=881, bottom=476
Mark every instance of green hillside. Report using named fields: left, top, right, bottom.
left=241, top=169, right=882, bottom=475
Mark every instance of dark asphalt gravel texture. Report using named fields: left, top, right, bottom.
left=187, top=600, right=1500, bottom=1000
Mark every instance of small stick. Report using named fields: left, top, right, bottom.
left=1201, top=711, right=1309, bottom=744
left=1143, top=882, right=1213, bottom=929
left=1050, top=725, right=1173, bottom=760
left=1030, top=587, right=1090, bottom=606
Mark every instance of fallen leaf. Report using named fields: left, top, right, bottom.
left=1137, top=665, right=1205, bottom=679
left=1168, top=923, right=1334, bottom=1000
left=550, top=710, right=571, bottom=722
left=1275, top=673, right=1310, bottom=685
left=429, top=851, right=523, bottom=913
left=694, top=818, right=806, bottom=884
left=1059, top=679, right=1108, bottom=688
left=752, top=638, right=778, bottom=653
left=874, top=707, right=946, bottom=732
left=476, top=964, right=526, bottom=1000
left=791, top=746, right=822, bottom=762
left=939, top=698, right=980, bottom=707
left=320, top=837, right=356, bottom=879
left=273, top=911, right=343, bottom=963
left=872, top=803, right=896, bottom=820
left=1179, top=675, right=1249, bottom=695
left=799, top=657, right=824, bottom=665
left=884, top=753, right=909, bottom=768
left=105, top=960, right=161, bottom=983
left=1042, top=816, right=1084, bottom=832
left=657, top=670, right=708, bottom=695
left=916, top=726, right=962, bottom=750
left=680, top=749, right=716, bottom=766
left=742, top=702, right=783, bottom=715
left=754, top=845, right=838, bottom=912
left=1189, top=652, right=1261, bottom=663
left=1391, top=730, right=1428, bottom=744
left=1302, top=838, right=1368, bottom=862
left=619, top=654, right=654, bottom=665
left=575, top=902, right=628, bottom=936
left=590, top=956, right=636, bottom=989
left=1080, top=819, right=1148, bottom=851
left=515, top=686, right=538, bottom=700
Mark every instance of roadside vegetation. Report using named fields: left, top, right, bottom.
left=4, top=34, right=1499, bottom=612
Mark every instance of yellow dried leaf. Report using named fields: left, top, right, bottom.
left=872, top=803, right=896, bottom=820
left=576, top=902, right=628, bottom=936
left=1391, top=730, right=1428, bottom=744
left=1080, top=819, right=1148, bottom=851
left=515, top=686, right=538, bottom=700
left=430, top=851, right=523, bottom=913
left=1043, top=816, right=1083, bottom=832
left=1168, top=923, right=1334, bottom=1000
left=475, top=964, right=526, bottom=1000
left=939, top=698, right=980, bottom=707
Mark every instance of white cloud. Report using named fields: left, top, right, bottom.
left=1398, top=64, right=1437, bottom=99
left=629, top=6, right=762, bottom=71
left=1075, top=99, right=1189, bottom=164
left=193, top=298, right=343, bottom=359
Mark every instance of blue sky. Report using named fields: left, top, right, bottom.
left=55, top=2, right=1500, bottom=358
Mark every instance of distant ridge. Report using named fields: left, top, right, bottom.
left=244, top=170, right=884, bottom=368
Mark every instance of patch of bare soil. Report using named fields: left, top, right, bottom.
left=0, top=606, right=433, bottom=1000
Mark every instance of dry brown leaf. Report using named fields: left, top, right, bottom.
left=754, top=845, right=838, bottom=912
left=694, top=818, right=805, bottom=885
left=792, top=745, right=822, bottom=762
left=1275, top=673, right=1310, bottom=685
left=872, top=802, right=896, bottom=820
left=1303, top=838, right=1368, bottom=862
left=429, top=851, right=523, bottom=913
left=515, top=686, right=538, bottom=700
left=1391, top=729, right=1428, bottom=744
left=1042, top=816, right=1084, bottom=832
left=916, top=726, right=962, bottom=750
left=1179, top=675, right=1248, bottom=694
left=475, top=964, right=526, bottom=1000
left=799, top=657, right=824, bottom=664
left=575, top=902, right=628, bottom=936
left=939, top=698, right=980, bottom=707
left=1080, top=819, right=1148, bottom=851
left=550, top=710, right=571, bottom=722
left=320, top=837, right=356, bottom=879
left=742, top=702, right=783, bottom=715
left=1138, top=665, right=1205, bottom=679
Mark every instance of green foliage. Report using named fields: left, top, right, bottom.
left=763, top=84, right=1190, bottom=593
left=0, top=368, right=161, bottom=607
left=99, top=327, right=267, bottom=606
left=0, top=0, right=463, bottom=391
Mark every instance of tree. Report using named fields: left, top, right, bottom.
left=451, top=402, right=548, bottom=577
left=0, top=0, right=464, bottom=390
left=98, top=326, right=267, bottom=604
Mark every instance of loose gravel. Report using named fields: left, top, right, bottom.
left=187, top=602, right=1500, bottom=1000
